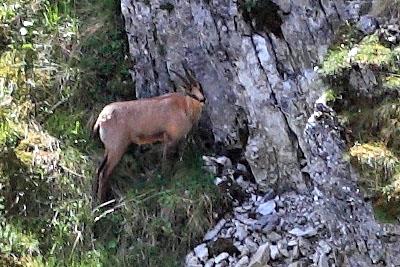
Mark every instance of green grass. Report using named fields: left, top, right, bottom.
left=320, top=48, right=351, bottom=76
left=92, top=147, right=226, bottom=266
left=354, top=35, right=394, bottom=66
left=373, top=197, right=400, bottom=223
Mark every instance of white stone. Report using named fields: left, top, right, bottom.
left=234, top=223, right=247, bottom=241
left=278, top=240, right=289, bottom=258
left=256, top=200, right=276, bottom=215
left=214, top=177, right=225, bottom=185
left=214, top=252, right=229, bottom=264
left=236, top=163, right=247, bottom=172
left=235, top=256, right=249, bottom=267
left=204, top=219, right=226, bottom=241
left=185, top=252, right=202, bottom=267
left=268, top=231, right=282, bottom=242
left=204, top=258, right=215, bottom=267
left=20, top=27, right=28, bottom=36
left=244, top=237, right=258, bottom=254
left=22, top=20, right=34, bottom=27
left=194, top=243, right=208, bottom=262
left=270, top=245, right=280, bottom=260
left=318, top=240, right=331, bottom=254
left=289, top=226, right=317, bottom=237
left=215, top=156, right=232, bottom=167
left=248, top=243, right=270, bottom=267
left=239, top=245, right=250, bottom=256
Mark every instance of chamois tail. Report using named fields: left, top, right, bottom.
left=88, top=114, right=100, bottom=139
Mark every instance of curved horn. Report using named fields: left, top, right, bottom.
left=183, top=66, right=197, bottom=85
left=170, top=69, right=190, bottom=86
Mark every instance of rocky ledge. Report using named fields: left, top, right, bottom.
left=185, top=103, right=400, bottom=267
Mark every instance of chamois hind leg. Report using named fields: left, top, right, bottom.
left=97, top=145, right=127, bottom=202
left=162, top=140, right=178, bottom=175
left=92, top=153, right=108, bottom=207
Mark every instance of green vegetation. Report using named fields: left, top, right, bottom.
left=353, top=35, right=393, bottom=66
left=320, top=49, right=351, bottom=76
left=320, top=34, right=399, bottom=76
left=94, top=151, right=227, bottom=266
left=0, top=0, right=222, bottom=266
left=320, top=18, right=400, bottom=222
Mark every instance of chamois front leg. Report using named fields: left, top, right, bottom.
left=161, top=133, right=178, bottom=175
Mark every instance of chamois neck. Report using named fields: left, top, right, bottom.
left=186, top=96, right=204, bottom=123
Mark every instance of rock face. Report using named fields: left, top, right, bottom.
left=120, top=0, right=400, bottom=266
left=121, top=0, right=373, bottom=189
left=184, top=104, right=400, bottom=266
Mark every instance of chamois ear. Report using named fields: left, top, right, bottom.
left=178, top=85, right=187, bottom=93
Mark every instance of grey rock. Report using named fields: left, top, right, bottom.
left=236, top=214, right=258, bottom=226
left=204, top=258, right=215, bottom=267
left=288, top=261, right=307, bottom=267
left=226, top=227, right=235, bottom=237
left=242, top=204, right=253, bottom=211
left=292, top=245, right=300, bottom=259
left=215, top=156, right=232, bottom=167
left=214, top=177, right=225, bottom=186
left=267, top=231, right=282, bottom=243
left=270, top=245, right=280, bottom=260
left=256, top=200, right=276, bottom=216
left=234, top=223, right=247, bottom=241
left=202, top=156, right=219, bottom=175
left=244, top=237, right=258, bottom=254
left=277, top=239, right=289, bottom=258
left=204, top=219, right=226, bottom=241
left=296, top=216, right=307, bottom=225
left=289, top=226, right=317, bottom=237
left=235, top=256, right=249, bottom=267
left=299, top=238, right=312, bottom=257
left=248, top=243, right=270, bottom=267
left=185, top=252, right=202, bottom=267
left=236, top=163, right=247, bottom=173
left=318, top=253, right=329, bottom=267
left=239, top=246, right=249, bottom=257
left=234, top=206, right=246, bottom=213
left=256, top=213, right=280, bottom=231
left=318, top=240, right=331, bottom=255
left=194, top=243, right=208, bottom=262
left=357, top=15, right=379, bottom=34
left=214, top=252, right=229, bottom=264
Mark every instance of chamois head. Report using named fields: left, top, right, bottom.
left=171, top=67, right=205, bottom=104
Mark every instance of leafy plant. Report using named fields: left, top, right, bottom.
left=320, top=48, right=351, bottom=76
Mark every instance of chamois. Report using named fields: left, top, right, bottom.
left=92, top=68, right=205, bottom=202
